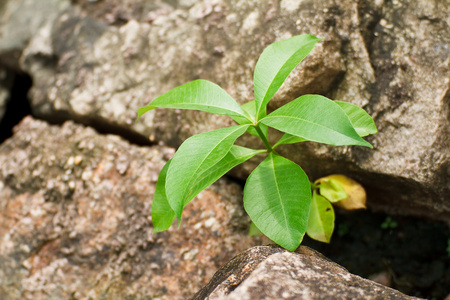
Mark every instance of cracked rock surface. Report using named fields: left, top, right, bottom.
left=0, top=117, right=261, bottom=300
left=193, top=246, right=422, bottom=300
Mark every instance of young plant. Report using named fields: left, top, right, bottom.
left=137, top=34, right=377, bottom=251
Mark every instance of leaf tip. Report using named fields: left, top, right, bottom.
left=136, top=105, right=155, bottom=121
left=365, top=141, right=374, bottom=149
left=372, top=127, right=379, bottom=135
left=356, top=137, right=374, bottom=149
left=286, top=239, right=302, bottom=252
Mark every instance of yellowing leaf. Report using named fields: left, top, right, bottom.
left=317, top=178, right=347, bottom=203
left=315, top=174, right=367, bottom=210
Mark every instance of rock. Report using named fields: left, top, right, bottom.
left=0, top=0, right=70, bottom=71
left=13, top=0, right=450, bottom=220
left=193, top=245, right=422, bottom=300
left=0, top=116, right=261, bottom=299
left=20, top=0, right=343, bottom=143
left=0, top=66, right=13, bottom=123
left=329, top=0, right=450, bottom=221
left=72, top=0, right=177, bottom=25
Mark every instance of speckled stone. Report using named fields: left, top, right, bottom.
left=193, top=246, right=423, bottom=300
left=0, top=0, right=70, bottom=70
left=0, top=117, right=262, bottom=300
left=0, top=67, right=13, bottom=122
left=20, top=0, right=344, bottom=145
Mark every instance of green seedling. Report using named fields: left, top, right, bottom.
left=137, top=34, right=377, bottom=251
left=381, top=216, right=398, bottom=230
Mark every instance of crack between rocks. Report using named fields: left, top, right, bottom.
left=0, top=71, right=32, bottom=144
left=67, top=114, right=155, bottom=147
left=0, top=68, right=155, bottom=147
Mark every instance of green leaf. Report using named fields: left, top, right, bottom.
left=318, top=178, right=347, bottom=203
left=273, top=133, right=307, bottom=148
left=254, top=34, right=323, bottom=120
left=151, top=160, right=176, bottom=233
left=241, top=100, right=257, bottom=119
left=306, top=192, right=335, bottom=243
left=185, top=145, right=266, bottom=202
left=244, top=153, right=311, bottom=251
left=247, top=123, right=268, bottom=139
left=335, top=101, right=378, bottom=137
left=248, top=222, right=263, bottom=236
left=260, top=95, right=373, bottom=148
left=231, top=100, right=257, bottom=124
left=242, top=101, right=268, bottom=138
left=137, top=79, right=250, bottom=121
left=166, top=125, right=250, bottom=220
left=231, top=100, right=268, bottom=138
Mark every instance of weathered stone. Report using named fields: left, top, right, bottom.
left=0, top=66, right=13, bottom=122
left=0, top=0, right=70, bottom=70
left=0, top=116, right=261, bottom=300
left=193, top=245, right=422, bottom=300
left=72, top=0, right=178, bottom=25
left=13, top=0, right=450, bottom=220
left=352, top=0, right=450, bottom=219
left=20, top=0, right=343, bottom=143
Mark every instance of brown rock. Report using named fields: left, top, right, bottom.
left=0, top=117, right=261, bottom=299
left=193, top=245, right=423, bottom=300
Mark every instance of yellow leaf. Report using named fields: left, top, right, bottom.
left=315, top=174, right=367, bottom=210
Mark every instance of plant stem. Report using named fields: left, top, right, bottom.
left=254, top=124, right=276, bottom=154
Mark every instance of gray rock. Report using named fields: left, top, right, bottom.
left=20, top=1, right=342, bottom=142
left=0, top=0, right=70, bottom=70
left=193, top=246, right=422, bottom=300
left=0, top=116, right=261, bottom=300
left=15, top=0, right=450, bottom=221
left=0, top=66, right=13, bottom=122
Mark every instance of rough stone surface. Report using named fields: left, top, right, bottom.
left=0, top=0, right=70, bottom=70
left=0, top=66, right=13, bottom=122
left=0, top=116, right=262, bottom=300
left=21, top=0, right=343, bottom=144
left=13, top=0, right=449, bottom=221
left=193, top=246, right=422, bottom=300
